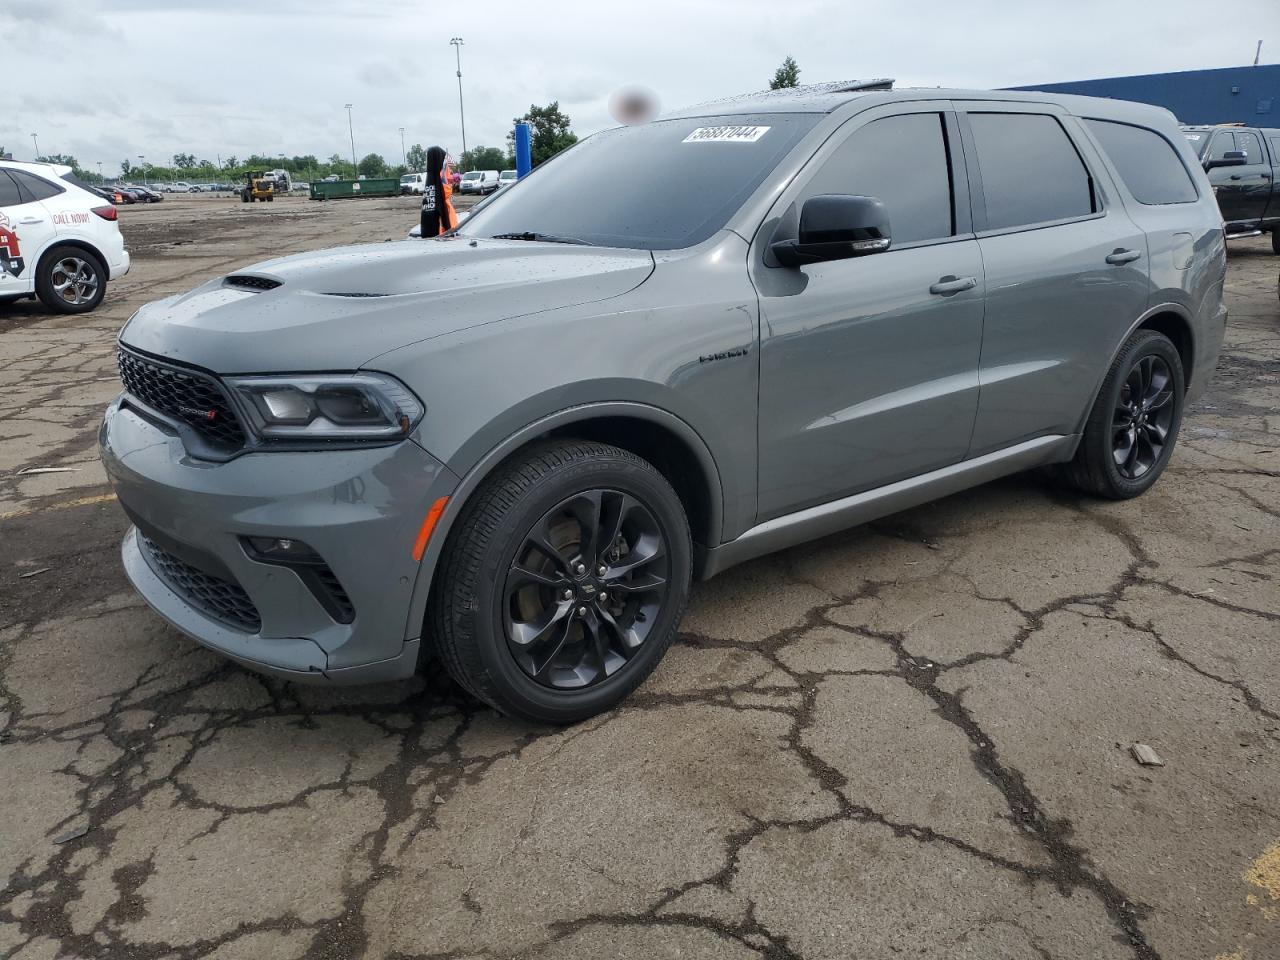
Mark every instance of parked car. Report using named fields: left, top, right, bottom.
left=1181, top=123, right=1279, bottom=250
left=100, top=86, right=1225, bottom=723
left=162, top=181, right=197, bottom=193
left=126, top=185, right=164, bottom=203
left=89, top=186, right=118, bottom=204
left=498, top=169, right=518, bottom=190
left=0, top=161, right=130, bottom=313
left=459, top=169, right=499, bottom=194
left=112, top=186, right=140, bottom=204
left=322, top=174, right=341, bottom=182
left=400, top=172, right=426, bottom=195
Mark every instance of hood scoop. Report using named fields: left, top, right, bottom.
left=224, top=274, right=281, bottom=291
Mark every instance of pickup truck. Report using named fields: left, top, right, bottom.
left=1181, top=124, right=1280, bottom=252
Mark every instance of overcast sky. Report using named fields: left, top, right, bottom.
left=4, top=0, right=1277, bottom=173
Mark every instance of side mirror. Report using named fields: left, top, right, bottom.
left=1205, top=150, right=1247, bottom=170
left=771, top=195, right=891, bottom=267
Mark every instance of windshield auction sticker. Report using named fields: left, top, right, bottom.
left=682, top=125, right=771, bottom=143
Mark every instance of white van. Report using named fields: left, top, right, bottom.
left=459, top=170, right=500, bottom=195
left=400, top=172, right=426, bottom=195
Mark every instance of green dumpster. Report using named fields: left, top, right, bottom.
left=309, top=178, right=401, bottom=200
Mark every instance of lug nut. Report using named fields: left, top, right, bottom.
left=561, top=588, right=573, bottom=600
left=574, top=562, right=586, bottom=575
left=597, top=565, right=607, bottom=576
left=577, top=606, right=588, bottom=617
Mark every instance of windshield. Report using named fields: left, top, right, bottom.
left=462, top=172, right=482, bottom=181
left=1182, top=131, right=1208, bottom=158
left=458, top=113, right=820, bottom=250
left=400, top=174, right=416, bottom=183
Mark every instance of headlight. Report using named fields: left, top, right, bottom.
left=225, top=372, right=424, bottom=441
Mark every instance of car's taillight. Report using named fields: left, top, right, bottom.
left=92, top=205, right=118, bottom=221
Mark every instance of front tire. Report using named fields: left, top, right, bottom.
left=430, top=440, right=692, bottom=724
left=1061, top=330, right=1184, bottom=499
left=35, top=246, right=106, bottom=315
left=1271, top=230, right=1279, bottom=255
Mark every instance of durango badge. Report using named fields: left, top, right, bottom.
left=177, top=405, right=217, bottom=421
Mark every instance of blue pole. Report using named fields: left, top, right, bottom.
left=515, top=122, right=532, bottom=178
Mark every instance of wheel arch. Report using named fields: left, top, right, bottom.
left=404, top=401, right=725, bottom=644
left=1071, top=302, right=1195, bottom=440
left=36, top=237, right=108, bottom=276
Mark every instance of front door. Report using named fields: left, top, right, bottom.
left=753, top=106, right=985, bottom=521
left=1205, top=129, right=1272, bottom=228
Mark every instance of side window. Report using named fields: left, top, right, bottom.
left=1206, top=132, right=1236, bottom=161
left=967, top=113, right=1095, bottom=230
left=9, top=170, right=64, bottom=201
left=0, top=171, right=22, bottom=206
left=1271, top=138, right=1280, bottom=164
left=801, top=112, right=954, bottom=245
left=1085, top=119, right=1198, bottom=205
left=1234, top=131, right=1262, bottom=163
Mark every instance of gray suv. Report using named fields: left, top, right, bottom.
left=100, top=83, right=1226, bottom=723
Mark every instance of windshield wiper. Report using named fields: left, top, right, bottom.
left=489, top=231, right=593, bottom=246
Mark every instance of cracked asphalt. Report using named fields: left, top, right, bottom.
left=1, top=195, right=1277, bottom=960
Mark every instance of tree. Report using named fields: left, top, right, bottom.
left=769, top=55, right=800, bottom=90
left=405, top=143, right=428, bottom=172
left=172, top=153, right=197, bottom=170
left=357, top=153, right=387, bottom=177
left=223, top=156, right=238, bottom=171
left=461, top=145, right=508, bottom=172
left=509, top=101, right=578, bottom=167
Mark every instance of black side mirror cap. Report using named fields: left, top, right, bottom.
left=1205, top=150, right=1248, bottom=170
left=772, top=194, right=891, bottom=267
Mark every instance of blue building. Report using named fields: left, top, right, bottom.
left=1005, top=64, right=1279, bottom=125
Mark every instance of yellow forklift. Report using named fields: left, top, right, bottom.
left=240, top=170, right=275, bottom=203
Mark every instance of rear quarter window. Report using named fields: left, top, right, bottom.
left=1085, top=119, right=1198, bottom=205
left=9, top=170, right=65, bottom=202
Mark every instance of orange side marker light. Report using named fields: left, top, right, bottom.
left=412, top=497, right=449, bottom=561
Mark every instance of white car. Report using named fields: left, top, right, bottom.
left=162, top=181, right=197, bottom=193
left=0, top=161, right=130, bottom=314
left=459, top=169, right=500, bottom=194
left=400, top=172, right=426, bottom=195
left=498, top=169, right=517, bottom=190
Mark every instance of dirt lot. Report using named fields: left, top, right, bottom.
left=1, top=196, right=1277, bottom=960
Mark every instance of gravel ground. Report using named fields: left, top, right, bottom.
left=1, top=196, right=1277, bottom=960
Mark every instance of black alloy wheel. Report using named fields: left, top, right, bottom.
left=503, top=489, right=669, bottom=690
left=1112, top=355, right=1175, bottom=480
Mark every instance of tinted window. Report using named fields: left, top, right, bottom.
left=0, top=171, right=22, bottom=206
left=1235, top=130, right=1262, bottom=162
left=1182, top=131, right=1209, bottom=157
left=460, top=113, right=820, bottom=250
left=968, top=113, right=1095, bottom=229
left=1086, top=119, right=1197, bottom=205
left=9, top=169, right=64, bottom=201
left=801, top=113, right=954, bottom=244
left=1206, top=132, right=1236, bottom=161
left=61, top=172, right=97, bottom=192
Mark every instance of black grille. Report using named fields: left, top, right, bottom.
left=117, top=347, right=246, bottom=451
left=224, top=275, right=281, bottom=291
left=140, top=533, right=261, bottom=633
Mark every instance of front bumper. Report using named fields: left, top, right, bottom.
left=100, top=398, right=457, bottom=683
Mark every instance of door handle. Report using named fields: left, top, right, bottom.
left=1229, top=174, right=1243, bottom=180
left=928, top=275, right=977, bottom=296
left=1105, top=249, right=1142, bottom=265
left=18, top=217, right=43, bottom=224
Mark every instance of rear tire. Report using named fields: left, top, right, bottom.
left=1059, top=330, right=1184, bottom=499
left=1271, top=230, right=1280, bottom=255
left=35, top=246, right=106, bottom=315
left=429, top=440, right=692, bottom=724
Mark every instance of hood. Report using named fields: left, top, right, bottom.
left=119, top=238, right=654, bottom=372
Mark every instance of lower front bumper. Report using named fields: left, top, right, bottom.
left=101, top=398, right=457, bottom=683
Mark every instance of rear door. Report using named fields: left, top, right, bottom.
left=957, top=105, right=1151, bottom=455
left=0, top=169, right=58, bottom=296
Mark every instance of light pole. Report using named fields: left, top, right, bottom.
left=399, top=127, right=406, bottom=169
left=31, top=133, right=39, bottom=160
left=345, top=103, right=357, bottom=178
left=96, top=161, right=103, bottom=181
left=138, top=155, right=147, bottom=186
left=450, top=37, right=467, bottom=169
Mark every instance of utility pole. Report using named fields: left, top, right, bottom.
left=138, top=155, right=146, bottom=186
left=96, top=161, right=103, bottom=181
left=450, top=38, right=467, bottom=169
left=30, top=133, right=39, bottom=160
left=399, top=127, right=406, bottom=168
left=345, top=103, right=357, bottom=177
